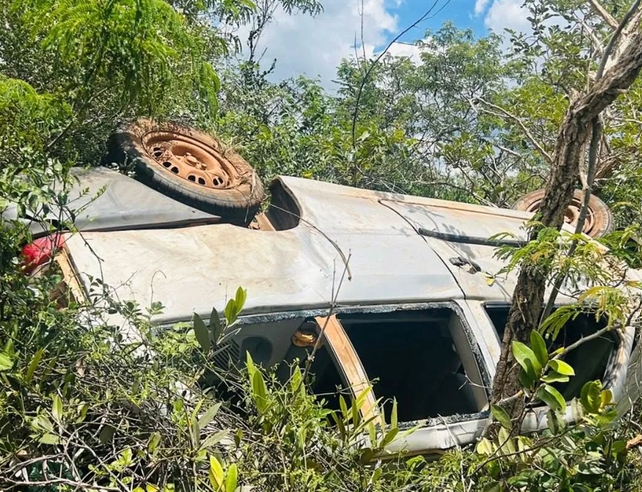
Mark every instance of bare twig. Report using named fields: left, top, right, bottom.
left=473, top=98, right=553, bottom=165
left=4, top=478, right=119, bottom=491
left=350, top=0, right=451, bottom=147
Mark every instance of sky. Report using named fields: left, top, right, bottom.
left=241, top=0, right=531, bottom=86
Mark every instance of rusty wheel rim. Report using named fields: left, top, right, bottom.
left=142, top=131, right=239, bottom=190
left=523, top=195, right=596, bottom=236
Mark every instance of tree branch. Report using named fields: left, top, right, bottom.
left=473, top=98, right=553, bottom=164
left=598, top=0, right=642, bottom=78
left=588, top=0, right=618, bottom=29
left=541, top=2, right=642, bottom=322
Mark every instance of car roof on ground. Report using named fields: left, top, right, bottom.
left=63, top=174, right=562, bottom=324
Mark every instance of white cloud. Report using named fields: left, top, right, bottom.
left=384, top=41, right=423, bottom=64
left=483, top=0, right=532, bottom=34
left=474, top=0, right=491, bottom=16
left=236, top=0, right=399, bottom=85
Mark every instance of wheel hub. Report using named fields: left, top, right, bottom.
left=142, top=131, right=239, bottom=190
left=526, top=196, right=596, bottom=236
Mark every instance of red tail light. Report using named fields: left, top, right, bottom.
left=22, top=234, right=65, bottom=274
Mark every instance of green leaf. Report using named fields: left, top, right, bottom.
left=536, top=384, right=566, bottom=412
left=580, top=380, right=603, bottom=414
left=352, top=397, right=360, bottom=427
left=512, top=341, right=541, bottom=374
left=549, top=359, right=575, bottom=376
left=198, top=403, right=221, bottom=429
left=245, top=352, right=256, bottom=379
left=339, top=395, right=349, bottom=420
left=498, top=427, right=514, bottom=453
left=39, top=433, right=60, bottom=445
left=390, top=398, right=398, bottom=429
left=541, top=307, right=577, bottom=339
left=251, top=370, right=268, bottom=414
left=25, top=348, right=44, bottom=383
left=530, top=330, right=548, bottom=367
left=290, top=365, right=303, bottom=395
left=234, top=287, right=247, bottom=312
left=52, top=394, right=63, bottom=423
left=209, top=307, right=223, bottom=345
left=148, top=432, right=161, bottom=452
left=612, top=440, right=627, bottom=456
left=99, top=424, right=115, bottom=443
left=547, top=409, right=563, bottom=434
left=519, top=367, right=536, bottom=389
left=368, top=421, right=377, bottom=445
left=359, top=447, right=374, bottom=464
left=491, top=404, right=512, bottom=430
left=33, top=415, right=54, bottom=433
left=209, top=456, right=225, bottom=491
left=476, top=437, right=494, bottom=456
left=381, top=427, right=399, bottom=447
left=193, top=313, right=210, bottom=353
left=331, top=410, right=347, bottom=439
left=190, top=418, right=200, bottom=449
left=225, top=463, right=238, bottom=492
left=541, top=371, right=569, bottom=384
left=0, top=351, right=14, bottom=371
left=200, top=430, right=229, bottom=450
left=224, top=299, right=238, bottom=325
left=225, top=287, right=247, bottom=325
left=482, top=482, right=502, bottom=492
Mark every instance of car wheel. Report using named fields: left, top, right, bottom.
left=107, top=119, right=265, bottom=225
left=513, top=189, right=614, bottom=238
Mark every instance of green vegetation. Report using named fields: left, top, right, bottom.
left=2, top=0, right=642, bottom=490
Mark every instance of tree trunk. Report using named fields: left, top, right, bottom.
left=491, top=29, right=642, bottom=413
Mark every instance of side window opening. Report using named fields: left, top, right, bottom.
left=210, top=318, right=347, bottom=412
left=485, top=305, right=616, bottom=399
left=274, top=320, right=346, bottom=412
left=337, top=308, right=485, bottom=423
left=305, top=344, right=348, bottom=411
left=265, top=179, right=301, bottom=231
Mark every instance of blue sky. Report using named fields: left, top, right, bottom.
left=240, top=0, right=528, bottom=85
left=388, top=0, right=487, bottom=42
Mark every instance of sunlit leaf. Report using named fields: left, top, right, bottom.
left=52, top=394, right=63, bottom=423
left=225, top=463, right=238, bottom=492
left=512, top=341, right=541, bottom=374
left=0, top=351, right=14, bottom=371
left=549, top=359, right=574, bottom=376
left=536, top=384, right=566, bottom=412
left=198, top=403, right=222, bottom=429
left=209, top=455, right=225, bottom=491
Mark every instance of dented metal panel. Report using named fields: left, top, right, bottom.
left=59, top=172, right=638, bottom=458
left=64, top=177, right=468, bottom=324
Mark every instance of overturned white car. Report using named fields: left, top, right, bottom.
left=6, top=121, right=638, bottom=457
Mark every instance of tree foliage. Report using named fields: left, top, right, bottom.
left=3, top=0, right=642, bottom=490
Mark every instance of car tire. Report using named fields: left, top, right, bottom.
left=513, top=189, right=614, bottom=238
left=107, top=119, right=265, bottom=225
